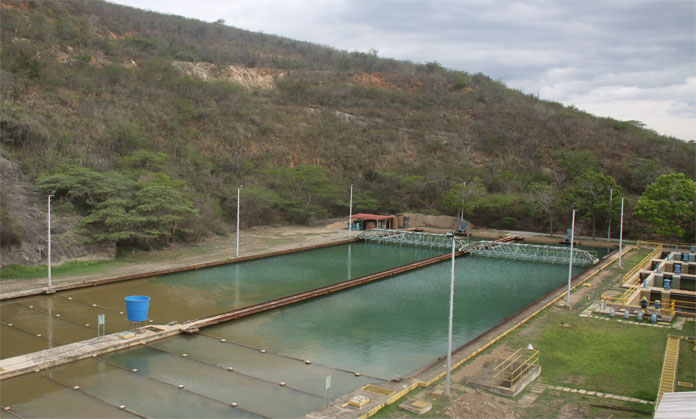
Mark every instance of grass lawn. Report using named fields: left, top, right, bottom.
left=677, top=335, right=696, bottom=391
left=524, top=389, right=653, bottom=418
left=505, top=308, right=682, bottom=400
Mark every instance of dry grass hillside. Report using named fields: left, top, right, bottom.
left=0, top=0, right=693, bottom=261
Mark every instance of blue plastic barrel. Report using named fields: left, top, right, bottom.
left=125, top=295, right=150, bottom=322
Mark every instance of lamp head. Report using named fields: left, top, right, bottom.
left=445, top=231, right=454, bottom=238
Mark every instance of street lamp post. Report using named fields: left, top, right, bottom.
left=47, top=190, right=55, bottom=288
left=236, top=185, right=242, bottom=258
left=445, top=230, right=456, bottom=396
left=348, top=184, right=353, bottom=238
left=607, top=188, right=613, bottom=240
left=566, top=205, right=576, bottom=307
left=619, top=197, right=624, bottom=268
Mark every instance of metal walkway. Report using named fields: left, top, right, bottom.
left=358, top=229, right=470, bottom=249
left=463, top=241, right=598, bottom=266
left=358, top=229, right=598, bottom=266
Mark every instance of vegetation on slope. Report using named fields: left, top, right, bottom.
left=0, top=0, right=694, bottom=253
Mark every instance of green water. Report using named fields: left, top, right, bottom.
left=1, top=243, right=442, bottom=359
left=204, top=256, right=583, bottom=379
left=1, top=253, right=583, bottom=418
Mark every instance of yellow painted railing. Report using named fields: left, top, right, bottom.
left=493, top=348, right=539, bottom=386
left=621, top=244, right=662, bottom=285
left=637, top=240, right=695, bottom=250
left=656, top=335, right=682, bottom=405
left=601, top=244, right=663, bottom=308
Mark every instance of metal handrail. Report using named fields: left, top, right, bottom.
left=493, top=348, right=539, bottom=385
left=601, top=244, right=663, bottom=307
left=620, top=244, right=662, bottom=285
left=637, top=240, right=695, bottom=250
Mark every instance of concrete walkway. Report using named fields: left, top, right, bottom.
left=0, top=323, right=184, bottom=380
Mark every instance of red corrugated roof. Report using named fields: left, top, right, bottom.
left=349, top=213, right=394, bottom=220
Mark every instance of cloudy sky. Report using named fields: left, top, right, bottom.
left=110, top=0, right=695, bottom=141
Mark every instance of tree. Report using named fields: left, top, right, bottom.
left=263, top=166, right=340, bottom=224
left=563, top=169, right=621, bottom=240
left=553, top=149, right=599, bottom=186
left=527, top=182, right=559, bottom=235
left=620, top=158, right=670, bottom=193
left=444, top=177, right=487, bottom=222
left=83, top=174, right=197, bottom=249
left=37, top=165, right=135, bottom=214
left=634, top=174, right=696, bottom=242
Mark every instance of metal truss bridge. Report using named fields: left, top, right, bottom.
left=358, top=229, right=598, bottom=266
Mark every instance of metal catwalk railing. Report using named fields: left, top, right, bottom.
left=358, top=229, right=470, bottom=249
left=463, top=241, right=598, bottom=266
left=358, top=230, right=598, bottom=266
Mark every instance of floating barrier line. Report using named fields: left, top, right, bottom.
left=39, top=372, right=147, bottom=418
left=196, top=331, right=389, bottom=382
left=0, top=406, right=23, bottom=418
left=11, top=302, right=99, bottom=331
left=1, top=320, right=54, bottom=344
left=56, top=294, right=128, bottom=316
left=0, top=321, right=140, bottom=370
left=98, top=357, right=268, bottom=418
left=144, top=343, right=324, bottom=400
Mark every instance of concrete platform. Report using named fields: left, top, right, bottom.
left=0, top=324, right=185, bottom=380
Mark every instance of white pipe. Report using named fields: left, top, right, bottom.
left=445, top=232, right=455, bottom=396
left=348, top=184, right=353, bottom=238
left=566, top=207, right=576, bottom=307
left=619, top=197, right=624, bottom=268
left=48, top=193, right=54, bottom=288
left=608, top=188, right=613, bottom=240
left=236, top=185, right=242, bottom=257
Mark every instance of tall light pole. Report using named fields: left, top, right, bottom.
left=445, top=230, right=456, bottom=396
left=47, top=190, right=55, bottom=288
left=607, top=188, right=613, bottom=240
left=566, top=205, right=576, bottom=308
left=236, top=185, right=242, bottom=258
left=619, top=197, right=624, bottom=268
left=348, top=184, right=353, bottom=238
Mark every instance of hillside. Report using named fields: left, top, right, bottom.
left=1, top=0, right=694, bottom=264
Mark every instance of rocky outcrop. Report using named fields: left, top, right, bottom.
left=0, top=151, right=115, bottom=267
left=172, top=61, right=285, bottom=89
